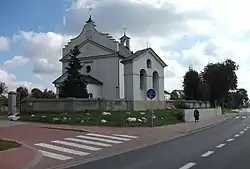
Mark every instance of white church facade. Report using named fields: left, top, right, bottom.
left=53, top=16, right=167, bottom=102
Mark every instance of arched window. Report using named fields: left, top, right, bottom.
left=140, top=69, right=147, bottom=90
left=152, top=71, right=159, bottom=100
left=86, top=65, right=91, bottom=73
left=147, top=59, right=152, bottom=68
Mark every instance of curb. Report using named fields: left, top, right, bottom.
left=0, top=138, right=43, bottom=169
left=46, top=116, right=236, bottom=169
left=40, top=127, right=89, bottom=133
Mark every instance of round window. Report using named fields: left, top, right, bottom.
left=86, top=65, right=91, bottom=73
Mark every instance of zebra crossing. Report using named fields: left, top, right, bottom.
left=235, top=116, right=250, bottom=119
left=35, top=133, right=138, bottom=161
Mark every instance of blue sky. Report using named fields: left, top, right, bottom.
left=0, top=0, right=70, bottom=88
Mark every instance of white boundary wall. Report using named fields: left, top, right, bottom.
left=184, top=107, right=222, bottom=122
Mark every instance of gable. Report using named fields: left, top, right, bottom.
left=62, top=40, right=116, bottom=60
left=121, top=48, right=167, bottom=68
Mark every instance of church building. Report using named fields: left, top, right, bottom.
left=53, top=15, right=167, bottom=103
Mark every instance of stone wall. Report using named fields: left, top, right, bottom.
left=183, top=107, right=222, bottom=122
left=20, top=98, right=210, bottom=112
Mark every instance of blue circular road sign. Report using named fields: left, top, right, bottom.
left=147, top=89, right=156, bottom=100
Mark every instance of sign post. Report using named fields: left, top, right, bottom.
left=146, top=89, right=156, bottom=127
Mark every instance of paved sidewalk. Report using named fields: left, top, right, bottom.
left=0, top=145, right=39, bottom=169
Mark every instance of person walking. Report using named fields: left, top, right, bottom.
left=194, top=108, right=200, bottom=122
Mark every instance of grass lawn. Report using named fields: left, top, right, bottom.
left=20, top=109, right=184, bottom=127
left=0, top=139, right=21, bottom=151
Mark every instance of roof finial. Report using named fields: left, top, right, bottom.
left=86, top=4, right=94, bottom=23
left=146, top=40, right=149, bottom=48
left=87, top=4, right=93, bottom=18
left=122, top=28, right=127, bottom=36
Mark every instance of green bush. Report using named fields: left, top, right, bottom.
left=174, top=100, right=189, bottom=109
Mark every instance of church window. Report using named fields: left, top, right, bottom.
left=147, top=59, right=152, bottom=68
left=152, top=71, right=159, bottom=100
left=140, top=69, right=147, bottom=90
left=86, top=65, right=91, bottom=73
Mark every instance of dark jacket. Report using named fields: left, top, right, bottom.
left=194, top=109, right=199, bottom=117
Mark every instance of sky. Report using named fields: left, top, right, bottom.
left=1, top=0, right=250, bottom=93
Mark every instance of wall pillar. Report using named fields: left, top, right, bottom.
left=8, top=91, right=17, bottom=115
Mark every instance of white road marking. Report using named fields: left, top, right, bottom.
left=242, top=116, right=246, bottom=119
left=113, top=134, right=138, bottom=139
left=216, top=144, right=226, bottom=148
left=39, top=150, right=72, bottom=160
left=227, top=138, right=234, bottom=142
left=51, top=140, right=101, bottom=151
left=76, top=135, right=123, bottom=144
left=234, top=134, right=240, bottom=137
left=64, top=138, right=112, bottom=147
left=240, top=131, right=244, bottom=134
left=236, top=116, right=240, bottom=119
left=179, top=163, right=196, bottom=169
left=35, top=143, right=89, bottom=156
left=201, top=151, right=214, bottom=157
left=86, top=133, right=131, bottom=141
left=244, top=129, right=248, bottom=131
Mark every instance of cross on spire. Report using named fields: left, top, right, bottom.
left=87, top=4, right=93, bottom=17
left=146, top=40, right=149, bottom=48
left=122, top=28, right=127, bottom=36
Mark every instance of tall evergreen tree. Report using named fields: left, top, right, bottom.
left=60, top=46, right=88, bottom=98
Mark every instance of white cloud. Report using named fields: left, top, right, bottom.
left=17, top=31, right=71, bottom=75
left=3, top=56, right=29, bottom=68
left=0, top=37, right=9, bottom=51
left=4, top=0, right=250, bottom=94
left=0, top=69, right=42, bottom=91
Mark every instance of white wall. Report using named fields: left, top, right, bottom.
left=183, top=107, right=222, bottom=122
left=131, top=51, right=165, bottom=101
left=87, top=84, right=102, bottom=98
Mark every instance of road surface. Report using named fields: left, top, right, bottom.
left=66, top=112, right=250, bottom=169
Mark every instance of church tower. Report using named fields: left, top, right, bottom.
left=120, top=30, right=130, bottom=50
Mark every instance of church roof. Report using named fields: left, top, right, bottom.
left=121, top=48, right=167, bottom=67
left=53, top=72, right=103, bottom=85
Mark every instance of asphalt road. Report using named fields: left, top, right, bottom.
left=67, top=112, right=250, bottom=169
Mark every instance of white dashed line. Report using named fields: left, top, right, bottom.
left=234, top=134, right=240, bottom=137
left=51, top=140, right=102, bottom=151
left=242, top=116, right=246, bottom=119
left=216, top=144, right=226, bottom=148
left=179, top=163, right=196, bottom=169
left=201, top=151, right=214, bottom=157
left=113, top=134, right=138, bottom=139
left=76, top=135, right=123, bottom=144
left=64, top=138, right=112, bottom=147
left=35, top=143, right=89, bottom=156
left=227, top=138, right=234, bottom=142
left=240, top=131, right=244, bottom=134
left=86, top=133, right=131, bottom=141
left=244, top=128, right=248, bottom=131
left=236, top=116, right=240, bottom=119
left=39, top=150, right=73, bottom=160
